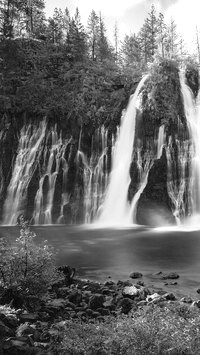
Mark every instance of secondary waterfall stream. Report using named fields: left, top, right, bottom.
left=3, top=121, right=47, bottom=225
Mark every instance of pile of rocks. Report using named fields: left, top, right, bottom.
left=0, top=270, right=200, bottom=354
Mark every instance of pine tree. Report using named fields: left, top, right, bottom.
left=22, top=0, right=46, bottom=38
left=66, top=8, right=87, bottom=62
left=165, top=18, right=180, bottom=58
left=121, top=34, right=141, bottom=66
left=138, top=5, right=158, bottom=63
left=49, top=8, right=64, bottom=44
left=0, top=0, right=18, bottom=38
left=157, top=12, right=167, bottom=58
left=196, top=26, right=200, bottom=65
left=138, top=20, right=150, bottom=63
left=97, top=13, right=112, bottom=61
left=63, top=7, right=70, bottom=38
left=87, top=10, right=99, bottom=61
left=114, top=22, right=119, bottom=62
left=146, top=4, right=157, bottom=57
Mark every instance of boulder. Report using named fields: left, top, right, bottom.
left=163, top=293, right=176, bottom=301
left=117, top=280, right=133, bottom=288
left=103, top=296, right=116, bottom=310
left=88, top=294, right=105, bottom=310
left=0, top=313, right=18, bottom=329
left=180, top=297, right=193, bottom=304
left=19, top=313, right=39, bottom=323
left=191, top=301, right=200, bottom=309
left=129, top=272, right=143, bottom=279
left=162, top=272, right=180, bottom=280
left=3, top=338, right=36, bottom=354
left=0, top=320, right=14, bottom=338
left=117, top=298, right=135, bottom=314
left=146, top=293, right=164, bottom=303
left=68, top=290, right=82, bottom=305
left=122, top=286, right=139, bottom=298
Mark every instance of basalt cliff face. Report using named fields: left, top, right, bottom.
left=0, top=48, right=199, bottom=226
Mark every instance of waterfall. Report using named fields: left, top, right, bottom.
left=128, top=150, right=152, bottom=223
left=157, top=125, right=165, bottom=159
left=98, top=75, right=149, bottom=225
left=4, top=70, right=199, bottom=226
left=3, top=121, right=47, bottom=224
left=166, top=138, right=190, bottom=224
left=77, top=127, right=109, bottom=223
left=33, top=128, right=72, bottom=224
left=180, top=73, right=200, bottom=220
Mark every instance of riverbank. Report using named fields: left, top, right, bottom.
left=1, top=270, right=200, bottom=354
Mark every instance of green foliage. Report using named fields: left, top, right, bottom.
left=141, top=58, right=186, bottom=129
left=59, top=303, right=200, bottom=355
left=0, top=215, right=57, bottom=295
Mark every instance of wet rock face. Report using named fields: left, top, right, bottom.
left=136, top=151, right=175, bottom=226
left=128, top=61, right=193, bottom=226
left=185, top=65, right=199, bottom=97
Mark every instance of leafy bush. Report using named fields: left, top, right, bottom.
left=0, top=215, right=57, bottom=296
left=59, top=303, right=200, bottom=355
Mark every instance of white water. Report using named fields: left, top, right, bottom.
left=128, top=150, right=152, bottom=222
left=157, top=125, right=165, bottom=159
left=3, top=121, right=47, bottom=224
left=179, top=74, right=200, bottom=221
left=33, top=128, right=72, bottom=224
left=77, top=127, right=109, bottom=223
left=98, top=75, right=149, bottom=225
left=166, top=138, right=190, bottom=224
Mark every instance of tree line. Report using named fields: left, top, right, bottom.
left=0, top=1, right=197, bottom=132
left=0, top=1, right=191, bottom=65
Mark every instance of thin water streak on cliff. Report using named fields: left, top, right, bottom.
left=33, top=128, right=72, bottom=224
left=77, top=127, right=109, bottom=223
left=166, top=138, right=190, bottom=224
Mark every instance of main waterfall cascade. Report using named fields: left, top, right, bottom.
left=1, top=69, right=200, bottom=226
left=98, top=75, right=151, bottom=225
left=179, top=75, right=200, bottom=220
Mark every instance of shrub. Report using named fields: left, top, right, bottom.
left=59, top=303, right=200, bottom=355
left=0, top=215, right=57, bottom=296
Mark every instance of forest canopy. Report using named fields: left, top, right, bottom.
left=0, top=1, right=198, bottom=131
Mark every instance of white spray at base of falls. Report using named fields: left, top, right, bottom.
left=179, top=73, right=200, bottom=221
left=98, top=75, right=149, bottom=225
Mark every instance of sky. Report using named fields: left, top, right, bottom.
left=45, top=0, right=200, bottom=52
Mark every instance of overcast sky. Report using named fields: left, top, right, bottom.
left=45, top=0, right=200, bottom=51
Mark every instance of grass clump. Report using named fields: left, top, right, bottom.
left=59, top=303, right=200, bottom=355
